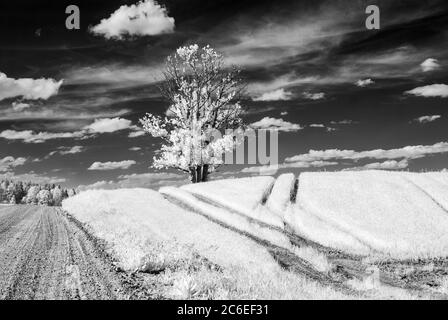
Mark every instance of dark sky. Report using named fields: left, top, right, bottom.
left=1, top=0, right=448, bottom=189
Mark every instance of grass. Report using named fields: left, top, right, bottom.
left=161, top=252, right=353, bottom=300
left=291, top=245, right=332, bottom=273
left=62, top=171, right=448, bottom=300
left=63, top=188, right=355, bottom=299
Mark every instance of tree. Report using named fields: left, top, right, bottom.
left=0, top=180, right=9, bottom=203
left=25, top=186, right=40, bottom=205
left=37, top=189, right=52, bottom=206
left=140, top=45, right=244, bottom=183
left=6, top=184, right=15, bottom=204
left=0, top=179, right=73, bottom=206
left=13, top=182, right=26, bottom=204
left=67, top=189, right=76, bottom=198
left=52, top=186, right=63, bottom=206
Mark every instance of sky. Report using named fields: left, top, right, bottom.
left=1, top=0, right=448, bottom=189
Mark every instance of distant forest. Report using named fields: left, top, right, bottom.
left=0, top=179, right=76, bottom=206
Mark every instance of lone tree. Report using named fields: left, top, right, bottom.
left=140, top=45, right=244, bottom=183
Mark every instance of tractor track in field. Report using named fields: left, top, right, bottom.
left=163, top=189, right=448, bottom=300
left=162, top=193, right=361, bottom=296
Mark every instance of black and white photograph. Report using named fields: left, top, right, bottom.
left=1, top=0, right=448, bottom=305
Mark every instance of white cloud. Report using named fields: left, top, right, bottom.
left=247, top=73, right=318, bottom=96
left=303, top=92, right=325, bottom=100
left=355, top=79, right=375, bottom=87
left=0, top=72, right=63, bottom=101
left=11, top=102, right=31, bottom=111
left=0, top=117, right=140, bottom=143
left=116, top=172, right=186, bottom=188
left=88, top=160, right=136, bottom=171
left=129, top=147, right=142, bottom=151
left=285, top=142, right=448, bottom=167
left=253, top=89, right=293, bottom=101
left=48, top=146, right=84, bottom=158
left=0, top=105, right=130, bottom=122
left=405, top=84, right=448, bottom=98
left=276, top=142, right=448, bottom=171
left=420, top=58, right=440, bottom=72
left=65, top=64, right=163, bottom=86
left=0, top=130, right=85, bottom=143
left=77, top=180, right=115, bottom=190
left=2, top=172, right=66, bottom=184
left=414, top=115, right=441, bottom=124
left=241, top=165, right=279, bottom=175
left=280, top=111, right=288, bottom=116
left=128, top=126, right=146, bottom=138
left=0, top=156, right=27, bottom=172
left=78, top=172, right=187, bottom=190
left=250, top=117, right=303, bottom=132
left=219, top=4, right=357, bottom=69
left=330, top=120, right=356, bottom=125
left=363, top=159, right=409, bottom=170
left=211, top=5, right=441, bottom=90
left=282, top=160, right=339, bottom=169
left=242, top=160, right=339, bottom=174
left=309, top=124, right=337, bottom=132
left=60, top=146, right=84, bottom=155
left=84, top=117, right=132, bottom=133
left=90, top=0, right=175, bottom=40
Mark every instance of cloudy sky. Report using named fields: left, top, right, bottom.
left=1, top=0, right=448, bottom=189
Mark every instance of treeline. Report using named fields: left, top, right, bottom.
left=0, top=180, right=76, bottom=206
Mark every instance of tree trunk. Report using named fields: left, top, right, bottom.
left=190, top=165, right=209, bottom=183
left=201, top=164, right=209, bottom=182
left=190, top=167, right=197, bottom=183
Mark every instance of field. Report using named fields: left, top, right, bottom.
left=62, top=170, right=448, bottom=299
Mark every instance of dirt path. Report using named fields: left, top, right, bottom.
left=0, top=205, right=141, bottom=300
